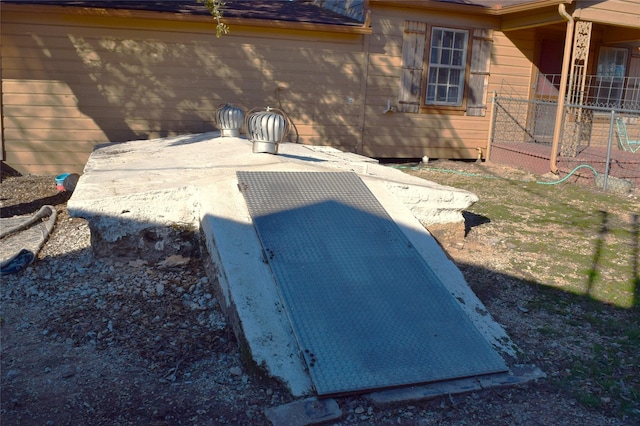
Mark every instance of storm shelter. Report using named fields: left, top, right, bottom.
left=237, top=171, right=507, bottom=396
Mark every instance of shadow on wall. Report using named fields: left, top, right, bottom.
left=63, top=33, right=219, bottom=141
left=57, top=26, right=366, bottom=148
left=5, top=9, right=506, bottom=174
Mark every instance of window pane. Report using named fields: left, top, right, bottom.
left=433, top=29, right=443, bottom=47
left=437, top=85, right=447, bottom=101
left=448, top=86, right=459, bottom=100
left=441, top=49, right=451, bottom=65
left=452, top=50, right=463, bottom=66
left=442, top=31, right=453, bottom=48
left=453, top=32, right=465, bottom=49
left=430, top=47, right=439, bottom=64
left=438, top=69, right=449, bottom=84
left=426, top=84, right=436, bottom=102
left=614, top=51, right=626, bottom=77
left=449, top=69, right=461, bottom=85
left=428, top=69, right=438, bottom=84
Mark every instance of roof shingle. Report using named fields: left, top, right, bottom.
left=1, top=0, right=365, bottom=26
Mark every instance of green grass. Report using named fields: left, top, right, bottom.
left=403, top=163, right=640, bottom=419
left=412, top=166, right=639, bottom=308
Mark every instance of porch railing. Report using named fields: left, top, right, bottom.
left=488, top=77, right=640, bottom=193
left=534, top=73, right=640, bottom=110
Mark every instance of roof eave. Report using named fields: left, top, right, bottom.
left=369, top=0, right=572, bottom=16
left=222, top=17, right=371, bottom=34
left=495, top=0, right=573, bottom=15
left=1, top=2, right=372, bottom=35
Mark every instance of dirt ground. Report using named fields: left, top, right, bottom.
left=1, top=164, right=638, bottom=425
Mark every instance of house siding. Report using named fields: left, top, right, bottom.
left=1, top=5, right=366, bottom=174
left=358, top=7, right=536, bottom=159
left=490, top=29, right=536, bottom=97
left=5, top=2, right=637, bottom=174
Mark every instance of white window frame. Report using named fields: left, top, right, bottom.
left=425, top=27, right=469, bottom=107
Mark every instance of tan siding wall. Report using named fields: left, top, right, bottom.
left=490, top=30, right=536, bottom=97
left=1, top=3, right=550, bottom=173
left=1, top=6, right=365, bottom=174
left=360, top=7, right=537, bottom=159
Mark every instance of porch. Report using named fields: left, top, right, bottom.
left=488, top=75, right=640, bottom=191
left=489, top=141, right=640, bottom=187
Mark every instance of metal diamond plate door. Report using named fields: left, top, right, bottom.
left=237, top=171, right=507, bottom=396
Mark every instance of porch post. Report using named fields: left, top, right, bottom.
left=568, top=21, right=592, bottom=113
left=550, top=4, right=574, bottom=173
left=561, top=20, right=593, bottom=157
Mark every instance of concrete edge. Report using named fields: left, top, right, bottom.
left=365, top=364, right=546, bottom=407
left=197, top=180, right=314, bottom=397
left=261, top=365, right=545, bottom=424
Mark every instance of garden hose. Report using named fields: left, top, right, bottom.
left=388, top=163, right=599, bottom=186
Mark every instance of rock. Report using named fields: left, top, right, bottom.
left=229, top=366, right=243, bottom=376
left=61, top=367, right=76, bottom=379
left=129, top=259, right=147, bottom=268
left=595, top=174, right=632, bottom=194
left=6, top=369, right=20, bottom=379
left=264, top=397, right=342, bottom=426
left=160, top=255, right=191, bottom=268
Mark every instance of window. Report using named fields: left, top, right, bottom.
left=591, top=47, right=628, bottom=107
left=399, top=21, right=492, bottom=116
left=426, top=28, right=469, bottom=106
left=597, top=47, right=627, bottom=79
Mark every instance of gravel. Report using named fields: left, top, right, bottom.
left=1, top=173, right=636, bottom=425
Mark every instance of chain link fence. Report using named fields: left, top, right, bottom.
left=488, top=77, right=640, bottom=193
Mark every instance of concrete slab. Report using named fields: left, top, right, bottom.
left=68, top=133, right=478, bottom=257
left=68, top=133, right=520, bottom=397
left=263, top=397, right=342, bottom=426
